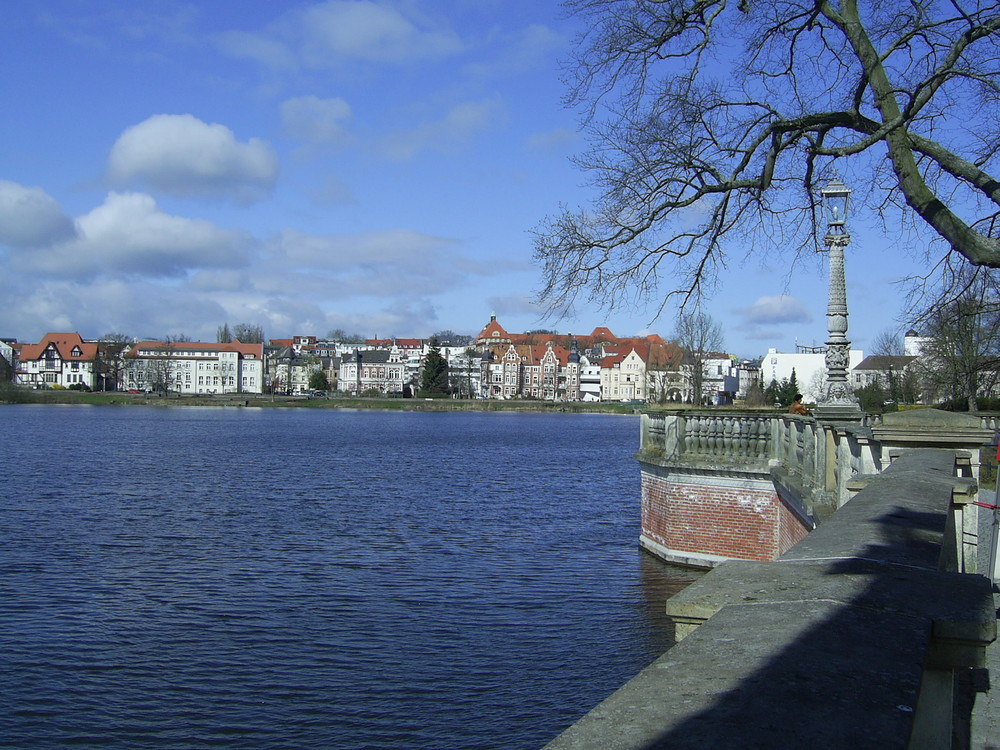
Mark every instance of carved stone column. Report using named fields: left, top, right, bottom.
left=816, top=177, right=862, bottom=420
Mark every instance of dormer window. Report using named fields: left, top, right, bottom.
left=71, top=346, right=82, bottom=357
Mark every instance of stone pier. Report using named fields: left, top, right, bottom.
left=545, top=447, right=997, bottom=749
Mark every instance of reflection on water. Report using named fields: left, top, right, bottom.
left=0, top=406, right=700, bottom=749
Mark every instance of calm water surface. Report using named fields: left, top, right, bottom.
left=0, top=406, right=698, bottom=749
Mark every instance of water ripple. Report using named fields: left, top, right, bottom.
left=0, top=407, right=699, bottom=749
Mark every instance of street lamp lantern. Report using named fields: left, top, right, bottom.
left=820, top=177, right=851, bottom=231
left=817, top=175, right=861, bottom=418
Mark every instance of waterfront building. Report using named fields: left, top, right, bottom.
left=337, top=349, right=409, bottom=395
left=477, top=342, right=580, bottom=400
left=123, top=340, right=264, bottom=395
left=15, top=332, right=99, bottom=390
left=600, top=347, right=648, bottom=402
left=442, top=346, right=481, bottom=399
left=472, top=315, right=678, bottom=402
left=578, top=360, right=602, bottom=402
left=268, top=345, right=322, bottom=395
left=0, top=337, right=17, bottom=382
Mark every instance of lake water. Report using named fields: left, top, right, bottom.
left=0, top=405, right=698, bottom=749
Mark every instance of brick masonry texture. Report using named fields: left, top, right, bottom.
left=641, top=473, right=811, bottom=562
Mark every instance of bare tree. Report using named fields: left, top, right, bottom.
left=674, top=309, right=725, bottom=404
left=916, top=285, right=1000, bottom=412
left=232, top=323, right=264, bottom=343
left=645, top=343, right=685, bottom=404
left=326, top=329, right=365, bottom=344
left=96, top=332, right=131, bottom=391
left=536, top=0, right=1000, bottom=319
left=868, top=327, right=921, bottom=404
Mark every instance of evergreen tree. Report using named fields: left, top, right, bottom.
left=308, top=369, right=330, bottom=392
left=784, top=369, right=800, bottom=406
left=764, top=375, right=800, bottom=408
left=743, top=376, right=767, bottom=407
left=418, top=337, right=449, bottom=397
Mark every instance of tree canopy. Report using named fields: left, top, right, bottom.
left=536, top=0, right=1000, bottom=319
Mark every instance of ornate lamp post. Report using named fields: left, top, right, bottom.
left=817, top=176, right=861, bottom=417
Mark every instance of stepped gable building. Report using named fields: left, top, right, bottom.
left=16, top=332, right=99, bottom=390
left=123, top=340, right=264, bottom=395
left=338, top=348, right=409, bottom=395
left=472, top=316, right=679, bottom=402
left=479, top=340, right=580, bottom=400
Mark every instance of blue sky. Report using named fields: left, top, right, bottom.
left=0, top=1, right=937, bottom=359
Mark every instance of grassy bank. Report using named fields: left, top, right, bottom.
left=0, top=388, right=647, bottom=414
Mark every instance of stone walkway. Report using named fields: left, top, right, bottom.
left=971, top=494, right=1000, bottom=750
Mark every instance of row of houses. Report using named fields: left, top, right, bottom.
left=1, top=320, right=934, bottom=405
left=2, top=319, right=732, bottom=403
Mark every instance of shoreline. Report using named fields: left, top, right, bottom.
left=0, top=390, right=660, bottom=414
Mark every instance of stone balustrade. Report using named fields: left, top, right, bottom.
left=636, top=407, right=994, bottom=569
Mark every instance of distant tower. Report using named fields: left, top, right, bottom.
left=568, top=339, right=580, bottom=365
left=904, top=328, right=925, bottom=357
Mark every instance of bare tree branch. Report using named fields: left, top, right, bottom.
left=537, top=0, right=1000, bottom=320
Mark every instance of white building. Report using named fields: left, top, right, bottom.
left=762, top=345, right=865, bottom=403
left=579, top=360, right=602, bottom=402
left=124, top=340, right=264, bottom=395
left=337, top=349, right=409, bottom=394
left=600, top=348, right=648, bottom=401
left=16, top=332, right=99, bottom=390
left=904, top=328, right=930, bottom=356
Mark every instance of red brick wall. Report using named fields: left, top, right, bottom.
left=776, top=497, right=812, bottom=556
left=641, top=471, right=808, bottom=562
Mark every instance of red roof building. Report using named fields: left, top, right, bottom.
left=16, top=332, right=99, bottom=390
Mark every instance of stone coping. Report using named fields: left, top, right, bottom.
left=546, top=599, right=928, bottom=750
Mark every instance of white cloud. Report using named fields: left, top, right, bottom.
left=0, top=180, right=76, bottom=247
left=380, top=96, right=505, bottom=160
left=297, top=1, right=462, bottom=65
left=527, top=127, right=577, bottom=151
left=218, top=1, right=462, bottom=70
left=14, top=192, right=251, bottom=279
left=487, top=293, right=545, bottom=317
left=277, top=227, right=457, bottom=272
left=464, top=22, right=563, bottom=80
left=737, top=295, right=812, bottom=325
left=216, top=31, right=296, bottom=70
left=281, top=95, right=352, bottom=145
left=107, top=114, right=278, bottom=200
left=270, top=228, right=480, bottom=298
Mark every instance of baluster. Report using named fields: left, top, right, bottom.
left=702, top=416, right=713, bottom=454
left=685, top=416, right=701, bottom=453
left=736, top=418, right=749, bottom=458
left=697, top=416, right=707, bottom=454
left=722, top=418, right=735, bottom=457
left=710, top=416, right=722, bottom=455
left=705, top=416, right=717, bottom=454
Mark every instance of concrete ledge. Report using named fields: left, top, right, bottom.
left=639, top=535, right=735, bottom=569
left=664, top=558, right=995, bottom=667
left=546, top=599, right=928, bottom=750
